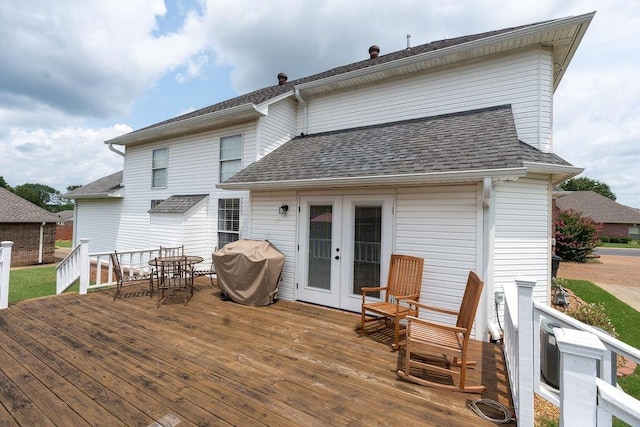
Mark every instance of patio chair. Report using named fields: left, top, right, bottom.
left=360, top=254, right=424, bottom=349
left=159, top=245, right=184, bottom=258
left=110, top=251, right=152, bottom=301
left=397, top=270, right=485, bottom=393
left=192, top=248, right=217, bottom=286
left=156, top=256, right=194, bottom=307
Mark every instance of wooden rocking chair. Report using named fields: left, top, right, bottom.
left=360, top=254, right=424, bottom=349
left=397, top=270, right=485, bottom=393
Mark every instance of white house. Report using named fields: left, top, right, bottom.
left=66, top=12, right=594, bottom=339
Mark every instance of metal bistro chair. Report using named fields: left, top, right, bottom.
left=360, top=254, right=425, bottom=350
left=155, top=256, right=194, bottom=307
left=110, top=251, right=152, bottom=301
left=397, top=271, right=485, bottom=393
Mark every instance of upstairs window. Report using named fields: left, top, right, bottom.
left=220, top=134, right=242, bottom=182
left=218, top=198, right=240, bottom=247
left=152, top=148, right=168, bottom=188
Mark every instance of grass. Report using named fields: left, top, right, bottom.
left=599, top=241, right=640, bottom=249
left=9, top=267, right=78, bottom=304
left=55, top=240, right=72, bottom=248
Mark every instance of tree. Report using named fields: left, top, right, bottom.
left=554, top=209, right=602, bottom=263
left=0, top=176, right=11, bottom=190
left=560, top=176, right=616, bottom=200
left=13, top=183, right=60, bottom=210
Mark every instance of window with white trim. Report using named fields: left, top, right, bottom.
left=220, top=134, right=242, bottom=182
left=152, top=148, right=168, bottom=188
left=218, top=198, right=240, bottom=247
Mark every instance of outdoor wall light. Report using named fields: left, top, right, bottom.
left=279, top=204, right=289, bottom=215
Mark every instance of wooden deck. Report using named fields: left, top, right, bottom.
left=0, top=279, right=514, bottom=426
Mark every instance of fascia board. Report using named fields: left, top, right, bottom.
left=105, top=103, right=264, bottom=147
left=216, top=168, right=528, bottom=191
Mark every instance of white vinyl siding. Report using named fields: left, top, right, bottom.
left=302, top=48, right=553, bottom=151
left=248, top=191, right=298, bottom=301
left=109, top=124, right=254, bottom=253
left=493, top=178, right=551, bottom=304
left=73, top=199, right=123, bottom=253
left=257, top=97, right=296, bottom=159
left=395, top=185, right=481, bottom=329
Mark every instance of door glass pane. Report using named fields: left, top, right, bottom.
left=352, top=206, right=382, bottom=296
left=308, top=205, right=332, bottom=290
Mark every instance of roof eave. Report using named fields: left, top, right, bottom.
left=105, top=103, right=267, bottom=147
left=295, top=12, right=595, bottom=96
left=523, top=162, right=584, bottom=184
left=217, top=168, right=528, bottom=191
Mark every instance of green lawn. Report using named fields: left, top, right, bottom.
left=8, top=266, right=78, bottom=304
left=55, top=240, right=72, bottom=248
left=600, top=242, right=640, bottom=249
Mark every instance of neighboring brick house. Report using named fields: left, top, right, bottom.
left=556, top=191, right=640, bottom=240
left=0, top=187, right=60, bottom=266
left=55, top=210, right=74, bottom=241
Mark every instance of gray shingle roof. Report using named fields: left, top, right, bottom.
left=148, top=194, right=209, bottom=214
left=0, top=187, right=60, bottom=223
left=63, top=171, right=123, bottom=198
left=222, top=105, right=571, bottom=187
left=556, top=191, right=640, bottom=224
left=131, top=21, right=547, bottom=135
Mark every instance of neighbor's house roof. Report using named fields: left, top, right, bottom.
left=63, top=171, right=124, bottom=200
left=218, top=105, right=581, bottom=190
left=148, top=195, right=209, bottom=214
left=105, top=12, right=594, bottom=148
left=556, top=191, right=640, bottom=224
left=0, top=188, right=60, bottom=223
left=56, top=210, right=74, bottom=222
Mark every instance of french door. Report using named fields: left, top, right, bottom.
left=297, top=194, right=393, bottom=312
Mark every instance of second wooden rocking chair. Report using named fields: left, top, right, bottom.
left=397, top=270, right=485, bottom=393
left=360, top=254, right=424, bottom=349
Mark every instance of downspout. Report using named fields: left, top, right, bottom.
left=39, top=222, right=45, bottom=264
left=482, top=177, right=496, bottom=341
left=294, top=88, right=308, bottom=136
left=107, top=142, right=125, bottom=157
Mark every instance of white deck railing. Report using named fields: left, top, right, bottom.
left=504, top=277, right=640, bottom=426
left=55, top=240, right=181, bottom=295
left=0, top=241, right=14, bottom=310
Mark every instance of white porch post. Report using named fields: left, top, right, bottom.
left=79, top=239, right=90, bottom=295
left=555, top=328, right=606, bottom=427
left=516, top=276, right=536, bottom=426
left=0, top=241, right=14, bottom=309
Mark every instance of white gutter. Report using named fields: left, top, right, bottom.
left=217, top=167, right=527, bottom=190
left=294, top=89, right=308, bottom=135
left=105, top=103, right=265, bottom=147
left=522, top=162, right=583, bottom=184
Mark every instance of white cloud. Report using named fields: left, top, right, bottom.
left=0, top=125, right=130, bottom=191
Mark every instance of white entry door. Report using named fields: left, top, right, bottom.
left=297, top=194, right=393, bottom=312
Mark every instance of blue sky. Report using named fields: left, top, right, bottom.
left=1, top=0, right=639, bottom=208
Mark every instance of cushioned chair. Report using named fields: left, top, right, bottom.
left=360, top=254, right=424, bottom=349
left=397, top=270, right=485, bottom=393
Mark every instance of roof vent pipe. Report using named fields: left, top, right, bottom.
left=406, top=33, right=411, bottom=49
left=277, top=72, right=288, bottom=85
left=368, top=45, right=380, bottom=59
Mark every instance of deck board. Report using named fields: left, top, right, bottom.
left=0, top=280, right=514, bottom=426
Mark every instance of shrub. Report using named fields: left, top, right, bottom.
left=565, top=302, right=617, bottom=338
left=620, top=238, right=629, bottom=244
left=554, top=209, right=602, bottom=262
left=600, top=236, right=609, bottom=243
left=610, top=237, right=621, bottom=243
